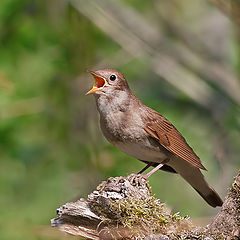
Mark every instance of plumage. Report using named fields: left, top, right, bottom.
left=143, top=115, right=206, bottom=170
left=87, top=69, right=223, bottom=207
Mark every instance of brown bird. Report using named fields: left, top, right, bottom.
left=87, top=69, right=223, bottom=207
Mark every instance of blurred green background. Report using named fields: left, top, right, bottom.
left=0, top=0, right=239, bottom=239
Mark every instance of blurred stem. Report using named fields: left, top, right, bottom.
left=209, top=0, right=240, bottom=27
left=236, top=30, right=240, bottom=77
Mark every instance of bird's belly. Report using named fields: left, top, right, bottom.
left=114, top=141, right=167, bottom=163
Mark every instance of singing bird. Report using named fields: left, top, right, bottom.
left=86, top=69, right=223, bottom=207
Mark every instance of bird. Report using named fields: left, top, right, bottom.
left=86, top=69, right=223, bottom=208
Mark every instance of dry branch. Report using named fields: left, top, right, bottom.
left=51, top=171, right=240, bottom=239
left=69, top=0, right=240, bottom=107
left=209, top=0, right=240, bottom=27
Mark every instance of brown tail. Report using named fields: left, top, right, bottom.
left=169, top=157, right=223, bottom=207
left=193, top=185, right=223, bottom=207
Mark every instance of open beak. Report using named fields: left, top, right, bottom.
left=86, top=71, right=107, bottom=95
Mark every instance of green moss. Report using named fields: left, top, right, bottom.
left=109, top=177, right=191, bottom=236
left=111, top=196, right=168, bottom=227
left=110, top=196, right=192, bottom=238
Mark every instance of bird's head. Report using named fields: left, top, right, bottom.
left=86, top=69, right=129, bottom=96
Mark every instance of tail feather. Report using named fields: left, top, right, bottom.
left=193, top=186, right=223, bottom=207
left=169, top=157, right=223, bottom=207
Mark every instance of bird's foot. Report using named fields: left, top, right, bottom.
left=127, top=173, right=148, bottom=186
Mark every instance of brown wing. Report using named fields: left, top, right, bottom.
left=144, top=114, right=206, bottom=170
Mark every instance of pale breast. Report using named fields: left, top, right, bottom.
left=114, top=140, right=167, bottom=163
left=100, top=113, right=168, bottom=162
left=100, top=107, right=145, bottom=142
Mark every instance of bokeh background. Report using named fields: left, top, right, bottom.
left=0, top=0, right=239, bottom=239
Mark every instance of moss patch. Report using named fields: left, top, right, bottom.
left=88, top=175, right=193, bottom=238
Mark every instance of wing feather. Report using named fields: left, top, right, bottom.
left=144, top=113, right=206, bottom=170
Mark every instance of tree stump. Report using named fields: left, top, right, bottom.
left=51, top=172, right=240, bottom=239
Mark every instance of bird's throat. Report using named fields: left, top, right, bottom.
left=95, top=89, right=132, bottom=116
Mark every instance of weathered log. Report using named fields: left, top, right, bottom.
left=51, top=172, right=240, bottom=239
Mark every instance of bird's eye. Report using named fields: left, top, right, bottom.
left=110, top=74, right=116, bottom=81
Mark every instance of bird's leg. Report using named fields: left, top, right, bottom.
left=142, top=159, right=170, bottom=179
left=138, top=162, right=153, bottom=174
